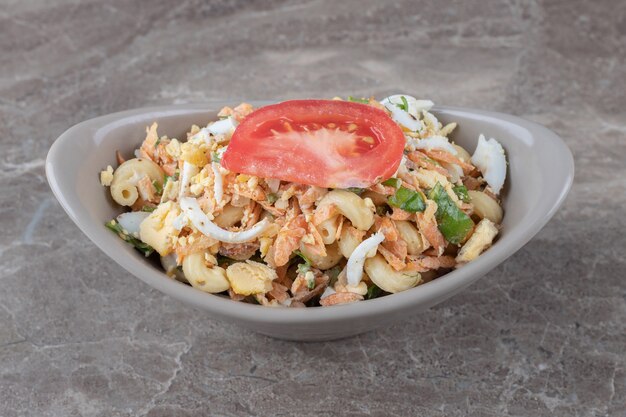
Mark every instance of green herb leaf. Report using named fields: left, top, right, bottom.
left=141, top=206, right=156, bottom=212
left=164, top=172, right=179, bottom=187
left=382, top=178, right=402, bottom=189
left=452, top=185, right=470, bottom=203
left=325, top=266, right=342, bottom=286
left=395, top=95, right=409, bottom=112
left=294, top=250, right=312, bottom=275
left=217, top=254, right=237, bottom=268
left=105, top=220, right=154, bottom=256
left=347, top=96, right=370, bottom=104
left=345, top=187, right=365, bottom=195
left=366, top=283, right=382, bottom=300
left=427, top=182, right=474, bottom=244
left=154, top=137, right=161, bottom=148
left=152, top=180, right=163, bottom=194
left=306, top=276, right=315, bottom=290
left=266, top=193, right=278, bottom=204
left=211, top=152, right=221, bottom=163
left=388, top=187, right=425, bottom=213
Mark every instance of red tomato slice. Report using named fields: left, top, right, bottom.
left=221, top=100, right=405, bottom=188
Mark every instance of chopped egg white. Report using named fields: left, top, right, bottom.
left=99, top=165, right=114, bottom=186
left=380, top=95, right=424, bottom=132
left=211, top=162, right=223, bottom=204
left=381, top=95, right=433, bottom=117
left=471, top=134, right=507, bottom=194
left=208, top=117, right=237, bottom=136
left=346, top=231, right=385, bottom=286
left=178, top=161, right=199, bottom=200
left=116, top=211, right=150, bottom=236
left=409, top=135, right=458, bottom=154
left=179, top=197, right=270, bottom=243
left=190, top=117, right=237, bottom=145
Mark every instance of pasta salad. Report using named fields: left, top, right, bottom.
left=100, top=95, right=507, bottom=307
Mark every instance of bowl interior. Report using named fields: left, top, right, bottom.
left=47, top=102, right=573, bottom=340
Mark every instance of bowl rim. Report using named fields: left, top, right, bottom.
left=46, top=102, right=574, bottom=325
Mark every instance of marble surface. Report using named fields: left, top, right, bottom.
left=1, top=0, right=625, bottom=415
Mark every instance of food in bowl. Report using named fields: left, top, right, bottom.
left=100, top=95, right=507, bottom=307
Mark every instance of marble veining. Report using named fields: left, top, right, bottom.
left=1, top=0, right=625, bottom=415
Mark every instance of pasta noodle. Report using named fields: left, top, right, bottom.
left=316, top=190, right=374, bottom=231
left=182, top=252, right=230, bottom=293
left=364, top=254, right=421, bottom=293
left=110, top=158, right=164, bottom=206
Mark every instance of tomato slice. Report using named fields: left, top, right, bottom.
left=221, top=100, right=405, bottom=188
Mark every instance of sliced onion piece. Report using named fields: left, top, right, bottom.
left=179, top=197, right=269, bottom=243
left=116, top=211, right=150, bottom=235
left=346, top=231, right=385, bottom=286
left=471, top=134, right=507, bottom=194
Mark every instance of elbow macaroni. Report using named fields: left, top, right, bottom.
left=226, top=260, right=277, bottom=295
left=393, top=220, right=426, bottom=255
left=468, top=190, right=503, bottom=224
left=338, top=225, right=364, bottom=258
left=316, top=190, right=374, bottom=231
left=110, top=158, right=164, bottom=206
left=364, top=254, right=422, bottom=293
left=214, top=204, right=245, bottom=228
left=182, top=251, right=230, bottom=293
left=299, top=242, right=343, bottom=270
left=138, top=201, right=180, bottom=256
left=317, top=216, right=341, bottom=245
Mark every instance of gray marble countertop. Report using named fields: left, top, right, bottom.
left=1, top=1, right=625, bottom=416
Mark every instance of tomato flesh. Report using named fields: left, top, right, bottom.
left=221, top=100, right=405, bottom=188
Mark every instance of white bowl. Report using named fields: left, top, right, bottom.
left=46, top=102, right=574, bottom=341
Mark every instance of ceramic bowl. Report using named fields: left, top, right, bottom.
left=46, top=101, right=574, bottom=341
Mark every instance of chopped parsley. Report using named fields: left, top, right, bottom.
left=306, top=274, right=316, bottom=290
left=211, top=152, right=221, bottom=163
left=266, top=193, right=278, bottom=204
left=154, top=137, right=161, bottom=148
left=347, top=96, right=370, bottom=104
left=345, top=187, right=365, bottom=195
left=153, top=180, right=163, bottom=194
left=140, top=206, right=156, bottom=212
left=382, top=178, right=402, bottom=189
left=452, top=185, right=471, bottom=203
left=427, top=182, right=474, bottom=244
left=366, top=283, right=382, bottom=300
left=294, top=250, right=312, bottom=275
left=105, top=220, right=154, bottom=257
left=164, top=172, right=178, bottom=187
left=325, top=266, right=342, bottom=286
left=394, top=95, right=409, bottom=112
left=388, top=187, right=426, bottom=213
